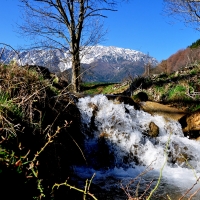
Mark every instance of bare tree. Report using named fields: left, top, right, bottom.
left=19, top=0, right=121, bottom=92
left=164, top=0, right=200, bottom=30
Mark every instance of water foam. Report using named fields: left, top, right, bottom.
left=76, top=95, right=200, bottom=198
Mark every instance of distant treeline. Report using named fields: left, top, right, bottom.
left=146, top=39, right=200, bottom=75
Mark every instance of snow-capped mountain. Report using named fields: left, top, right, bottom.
left=0, top=45, right=158, bottom=82
left=81, top=46, right=157, bottom=65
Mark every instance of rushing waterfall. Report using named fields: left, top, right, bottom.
left=75, top=94, right=200, bottom=199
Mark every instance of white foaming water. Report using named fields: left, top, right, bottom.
left=76, top=95, right=200, bottom=198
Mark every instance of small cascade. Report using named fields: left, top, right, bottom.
left=76, top=94, right=200, bottom=199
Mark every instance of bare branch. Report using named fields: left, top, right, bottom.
left=19, top=0, right=124, bottom=92
left=0, top=43, right=22, bottom=66
left=164, top=0, right=200, bottom=30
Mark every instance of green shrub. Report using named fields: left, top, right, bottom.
left=168, top=85, right=187, bottom=101
left=0, top=63, right=88, bottom=200
left=155, top=85, right=165, bottom=93
left=190, top=69, right=198, bottom=75
left=0, top=92, right=23, bottom=118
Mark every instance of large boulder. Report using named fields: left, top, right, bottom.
left=179, top=109, right=200, bottom=139
left=140, top=101, right=186, bottom=121
left=147, top=122, right=159, bottom=137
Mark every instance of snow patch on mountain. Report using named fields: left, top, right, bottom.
left=81, top=45, right=155, bottom=64
left=0, top=45, right=158, bottom=73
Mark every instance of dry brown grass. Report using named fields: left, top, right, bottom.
left=0, top=63, right=86, bottom=199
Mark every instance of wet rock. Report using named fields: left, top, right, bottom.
left=169, top=143, right=190, bottom=166
left=88, top=102, right=98, bottom=131
left=196, top=136, right=200, bottom=141
left=179, top=109, right=200, bottom=139
left=106, top=95, right=140, bottom=110
left=147, top=122, right=159, bottom=137
left=141, top=101, right=186, bottom=121
left=99, top=132, right=110, bottom=138
left=175, top=153, right=188, bottom=166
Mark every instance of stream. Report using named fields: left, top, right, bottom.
left=75, top=94, right=200, bottom=199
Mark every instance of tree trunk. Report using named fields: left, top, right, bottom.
left=71, top=51, right=81, bottom=92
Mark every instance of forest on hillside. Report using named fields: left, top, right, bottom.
left=147, top=39, right=200, bottom=75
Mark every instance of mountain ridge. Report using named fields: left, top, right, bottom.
left=0, top=45, right=159, bottom=82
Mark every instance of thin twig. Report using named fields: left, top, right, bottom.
left=188, top=187, right=200, bottom=200
left=0, top=43, right=22, bottom=66
left=121, top=159, right=156, bottom=200
left=139, top=180, right=154, bottom=199
left=147, top=132, right=172, bottom=200
left=179, top=177, right=200, bottom=200
left=0, top=46, right=5, bottom=60
left=66, top=130, right=88, bottom=165
left=52, top=173, right=97, bottom=200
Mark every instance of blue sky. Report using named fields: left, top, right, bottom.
left=0, top=0, right=200, bottom=62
